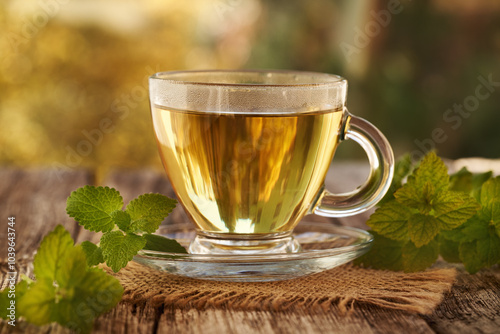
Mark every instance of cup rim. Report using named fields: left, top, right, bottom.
left=150, top=69, right=347, bottom=88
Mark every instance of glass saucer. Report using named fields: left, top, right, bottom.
left=133, top=221, right=373, bottom=282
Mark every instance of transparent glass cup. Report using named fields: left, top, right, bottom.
left=149, top=70, right=394, bottom=255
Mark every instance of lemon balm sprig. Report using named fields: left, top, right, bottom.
left=66, top=186, right=186, bottom=272
left=357, top=152, right=500, bottom=273
left=0, top=225, right=123, bottom=333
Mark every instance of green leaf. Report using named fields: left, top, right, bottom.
left=476, top=231, right=500, bottom=267
left=459, top=241, right=482, bottom=274
left=394, top=181, right=432, bottom=212
left=77, top=267, right=123, bottom=314
left=408, top=214, right=440, bottom=247
left=33, top=224, right=74, bottom=281
left=354, top=231, right=404, bottom=271
left=126, top=193, right=177, bottom=233
left=439, top=236, right=461, bottom=263
left=402, top=239, right=439, bottom=272
left=481, top=176, right=500, bottom=206
left=366, top=201, right=411, bottom=241
left=54, top=299, right=93, bottom=334
left=0, top=289, right=7, bottom=320
left=55, top=267, right=123, bottom=333
left=441, top=215, right=489, bottom=243
left=471, top=171, right=493, bottom=200
left=17, top=278, right=56, bottom=326
left=111, top=210, right=132, bottom=232
left=81, top=241, right=105, bottom=266
left=458, top=223, right=500, bottom=274
left=481, top=177, right=500, bottom=228
left=449, top=167, right=473, bottom=194
left=433, top=190, right=480, bottom=230
left=0, top=280, right=29, bottom=320
left=449, top=167, right=493, bottom=202
left=396, top=181, right=440, bottom=214
left=7, top=224, right=124, bottom=332
left=66, top=186, right=123, bottom=232
left=411, top=151, right=450, bottom=192
left=100, top=231, right=147, bottom=272
left=394, top=152, right=449, bottom=210
left=56, top=245, right=88, bottom=289
left=143, top=234, right=188, bottom=253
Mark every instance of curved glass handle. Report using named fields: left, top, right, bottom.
left=314, top=112, right=394, bottom=217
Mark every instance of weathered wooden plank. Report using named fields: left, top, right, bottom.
left=92, top=304, right=158, bottom=334
left=0, top=168, right=91, bottom=259
left=157, top=306, right=433, bottom=334
left=424, top=265, right=500, bottom=334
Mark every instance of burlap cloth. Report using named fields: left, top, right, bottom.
left=103, top=261, right=456, bottom=315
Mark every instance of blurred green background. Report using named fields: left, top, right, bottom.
left=1, top=0, right=499, bottom=174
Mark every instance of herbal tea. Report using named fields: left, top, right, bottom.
left=152, top=106, right=344, bottom=234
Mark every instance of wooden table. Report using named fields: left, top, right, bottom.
left=1, top=164, right=499, bottom=334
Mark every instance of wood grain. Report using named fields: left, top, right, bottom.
left=0, top=168, right=91, bottom=259
left=424, top=265, right=500, bottom=334
left=1, top=168, right=500, bottom=334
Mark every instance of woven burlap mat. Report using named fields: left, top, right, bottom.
left=103, top=261, right=456, bottom=315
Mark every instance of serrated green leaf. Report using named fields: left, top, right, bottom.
left=449, top=167, right=493, bottom=202
left=362, top=152, right=497, bottom=274
left=402, top=239, right=439, bottom=272
left=54, top=299, right=93, bottom=334
left=0, top=280, right=29, bottom=320
left=81, top=241, right=104, bottom=266
left=143, top=234, right=188, bottom=253
left=366, top=201, right=411, bottom=241
left=126, top=193, right=177, bottom=233
left=412, top=151, right=450, bottom=192
left=100, top=231, right=147, bottom=272
left=394, top=152, right=449, bottom=210
left=55, top=267, right=123, bottom=333
left=434, top=190, right=480, bottom=230
left=354, top=231, right=404, bottom=271
left=56, top=245, right=88, bottom=289
left=8, top=224, right=124, bottom=332
left=471, top=171, right=493, bottom=201
left=17, top=278, right=56, bottom=326
left=66, top=186, right=123, bottom=232
left=439, top=236, right=461, bottom=263
left=33, top=224, right=74, bottom=281
left=449, top=167, right=473, bottom=194
left=441, top=215, right=489, bottom=243
left=395, top=181, right=438, bottom=214
left=481, top=177, right=500, bottom=227
left=481, top=176, right=500, bottom=205
left=394, top=181, right=427, bottom=211
left=408, top=213, right=440, bottom=247
left=458, top=225, right=500, bottom=274
left=476, top=230, right=500, bottom=267
left=78, top=267, right=123, bottom=314
left=111, top=210, right=131, bottom=232
left=459, top=241, right=482, bottom=274
left=0, top=289, right=8, bottom=320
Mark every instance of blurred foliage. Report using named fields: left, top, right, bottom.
left=0, top=0, right=499, bottom=173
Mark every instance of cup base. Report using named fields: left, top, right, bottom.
left=188, top=232, right=302, bottom=255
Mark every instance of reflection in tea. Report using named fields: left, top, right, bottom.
left=152, top=106, right=344, bottom=234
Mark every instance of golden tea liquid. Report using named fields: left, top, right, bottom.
left=152, top=106, right=344, bottom=234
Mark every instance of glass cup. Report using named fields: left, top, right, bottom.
left=149, top=70, right=394, bottom=255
